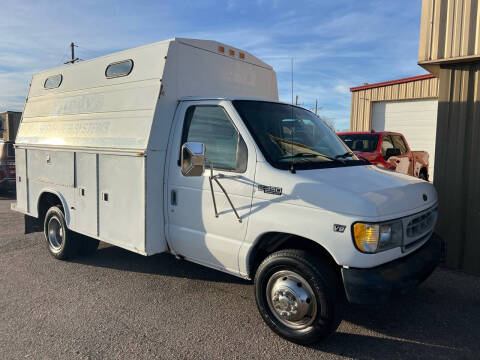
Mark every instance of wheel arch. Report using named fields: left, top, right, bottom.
left=36, top=190, right=71, bottom=226
left=246, top=232, right=341, bottom=280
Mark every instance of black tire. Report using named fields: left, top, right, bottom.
left=254, top=249, right=343, bottom=344
left=419, top=170, right=428, bottom=181
left=44, top=206, right=79, bottom=260
left=77, top=234, right=100, bottom=256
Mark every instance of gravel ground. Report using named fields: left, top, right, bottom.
left=0, top=191, right=479, bottom=360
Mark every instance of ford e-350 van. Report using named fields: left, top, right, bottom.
left=13, top=38, right=440, bottom=344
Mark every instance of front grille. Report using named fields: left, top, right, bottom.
left=402, top=206, right=438, bottom=251
left=406, top=209, right=437, bottom=238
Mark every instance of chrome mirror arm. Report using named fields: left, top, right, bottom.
left=208, top=162, right=219, bottom=218
left=208, top=161, right=242, bottom=223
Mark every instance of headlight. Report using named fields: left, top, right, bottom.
left=353, top=221, right=403, bottom=253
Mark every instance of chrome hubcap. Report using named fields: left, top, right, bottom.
left=266, top=270, right=317, bottom=329
left=47, top=217, right=64, bottom=250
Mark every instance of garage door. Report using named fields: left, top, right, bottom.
left=372, top=99, right=438, bottom=179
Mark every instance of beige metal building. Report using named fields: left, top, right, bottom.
left=0, top=111, right=22, bottom=141
left=350, top=0, right=480, bottom=273
left=350, top=74, right=439, bottom=177
left=419, top=0, right=480, bottom=274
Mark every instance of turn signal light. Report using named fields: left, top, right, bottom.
left=353, top=223, right=379, bottom=253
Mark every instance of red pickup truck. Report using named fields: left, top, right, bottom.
left=0, top=140, right=16, bottom=192
left=337, top=131, right=429, bottom=180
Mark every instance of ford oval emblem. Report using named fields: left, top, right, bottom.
left=423, top=194, right=428, bottom=202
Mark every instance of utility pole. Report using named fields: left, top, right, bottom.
left=64, top=42, right=79, bottom=64
left=295, top=95, right=298, bottom=105
left=315, top=99, right=318, bottom=115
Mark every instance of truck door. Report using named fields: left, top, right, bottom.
left=166, top=100, right=256, bottom=275
left=391, top=135, right=412, bottom=175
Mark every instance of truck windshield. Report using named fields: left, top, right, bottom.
left=232, top=100, right=368, bottom=170
left=337, top=134, right=379, bottom=153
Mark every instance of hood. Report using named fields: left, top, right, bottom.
left=256, top=164, right=438, bottom=218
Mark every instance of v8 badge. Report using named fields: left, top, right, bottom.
left=333, top=224, right=346, bottom=233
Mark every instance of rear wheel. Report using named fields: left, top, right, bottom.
left=254, top=249, right=343, bottom=344
left=44, top=206, right=79, bottom=260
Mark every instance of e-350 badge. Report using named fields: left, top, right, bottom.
left=257, top=184, right=283, bottom=196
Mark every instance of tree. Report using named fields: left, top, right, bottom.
left=319, top=115, right=336, bottom=132
left=301, top=102, right=336, bottom=132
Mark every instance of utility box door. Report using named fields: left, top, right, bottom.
left=74, top=152, right=98, bottom=237
left=98, top=154, right=145, bottom=253
left=15, top=148, right=28, bottom=212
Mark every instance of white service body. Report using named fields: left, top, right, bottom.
left=13, top=38, right=438, bottom=279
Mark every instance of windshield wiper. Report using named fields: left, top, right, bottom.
left=335, top=151, right=370, bottom=164
left=279, top=152, right=320, bottom=159
left=335, top=151, right=355, bottom=160
left=279, top=152, right=343, bottom=163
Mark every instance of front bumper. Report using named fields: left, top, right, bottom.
left=342, top=234, right=441, bottom=304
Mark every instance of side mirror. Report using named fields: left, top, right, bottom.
left=181, top=142, right=206, bottom=176
left=385, top=148, right=401, bottom=160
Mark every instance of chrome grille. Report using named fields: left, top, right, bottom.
left=402, top=206, right=438, bottom=251
left=406, top=209, right=437, bottom=238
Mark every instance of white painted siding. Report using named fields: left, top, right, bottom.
left=372, top=99, right=438, bottom=178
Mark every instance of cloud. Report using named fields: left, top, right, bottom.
left=333, top=84, right=351, bottom=96
left=0, top=0, right=426, bottom=129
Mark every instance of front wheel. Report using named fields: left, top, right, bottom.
left=254, top=249, right=343, bottom=344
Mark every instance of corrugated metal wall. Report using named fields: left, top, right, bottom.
left=419, top=0, right=480, bottom=64
left=0, top=111, right=22, bottom=141
left=350, top=77, right=439, bottom=131
left=434, top=62, right=480, bottom=273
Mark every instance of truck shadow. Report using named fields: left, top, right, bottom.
left=72, top=245, right=478, bottom=358
left=72, top=244, right=250, bottom=284
left=312, top=268, right=479, bottom=358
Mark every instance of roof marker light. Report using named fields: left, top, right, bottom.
left=229, top=49, right=235, bottom=56
left=239, top=52, right=245, bottom=59
left=218, top=46, right=225, bottom=53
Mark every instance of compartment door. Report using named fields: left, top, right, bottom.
left=98, top=154, right=145, bottom=253
left=74, top=153, right=98, bottom=237
left=15, top=148, right=28, bottom=212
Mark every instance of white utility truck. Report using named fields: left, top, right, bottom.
left=13, top=38, right=440, bottom=344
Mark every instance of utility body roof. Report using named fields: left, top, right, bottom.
left=18, top=38, right=278, bottom=151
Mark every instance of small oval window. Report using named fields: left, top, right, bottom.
left=105, top=59, right=133, bottom=78
left=44, top=74, right=63, bottom=89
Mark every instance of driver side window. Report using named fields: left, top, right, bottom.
left=181, top=105, right=247, bottom=173
left=381, top=136, right=394, bottom=157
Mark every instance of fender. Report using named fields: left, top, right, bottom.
left=243, top=230, right=340, bottom=279
left=35, top=189, right=72, bottom=227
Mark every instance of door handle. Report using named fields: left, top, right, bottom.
left=171, top=190, right=177, bottom=206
